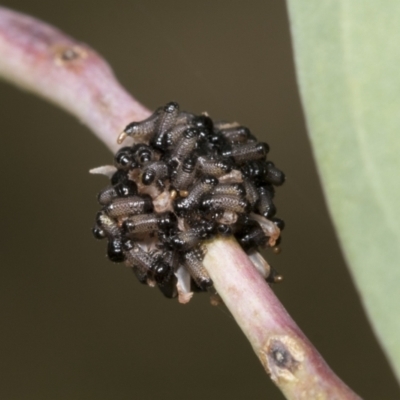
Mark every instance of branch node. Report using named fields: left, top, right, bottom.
left=53, top=44, right=87, bottom=67
left=261, top=336, right=304, bottom=383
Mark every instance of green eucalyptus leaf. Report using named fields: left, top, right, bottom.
left=286, top=1, right=400, bottom=382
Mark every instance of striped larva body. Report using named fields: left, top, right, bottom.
left=105, top=195, right=154, bottom=218
left=123, top=212, right=177, bottom=235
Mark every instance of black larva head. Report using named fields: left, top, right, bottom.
left=272, top=217, right=285, bottom=231
left=92, top=225, right=106, bottom=240
left=173, top=198, right=186, bottom=216
left=115, top=181, right=138, bottom=197
left=141, top=169, right=156, bottom=185
left=111, top=169, right=129, bottom=185
left=235, top=222, right=267, bottom=252
left=182, top=156, right=197, bottom=172
left=141, top=194, right=155, bottom=213
left=114, top=147, right=135, bottom=170
left=264, top=161, right=286, bottom=186
left=131, top=144, right=154, bottom=165
left=200, top=175, right=219, bottom=186
left=107, top=238, right=125, bottom=263
left=158, top=212, right=177, bottom=231
left=199, top=195, right=214, bottom=212
left=151, top=260, right=173, bottom=285
left=192, top=115, right=213, bottom=131
left=217, top=224, right=232, bottom=236
left=164, top=101, right=179, bottom=114
left=93, top=102, right=285, bottom=299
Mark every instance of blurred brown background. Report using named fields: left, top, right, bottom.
left=0, top=1, right=398, bottom=399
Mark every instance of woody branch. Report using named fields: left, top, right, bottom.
left=0, top=6, right=360, bottom=400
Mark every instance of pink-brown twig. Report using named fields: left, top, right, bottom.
left=0, top=6, right=149, bottom=152
left=0, top=6, right=361, bottom=399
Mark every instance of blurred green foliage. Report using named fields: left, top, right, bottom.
left=287, top=0, right=400, bottom=383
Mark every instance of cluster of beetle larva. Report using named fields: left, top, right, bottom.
left=92, top=102, right=285, bottom=300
